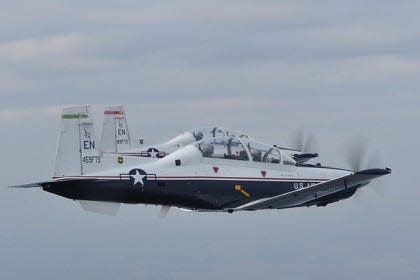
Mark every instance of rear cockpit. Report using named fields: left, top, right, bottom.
left=147, top=126, right=252, bottom=155
left=190, top=127, right=251, bottom=142
left=197, top=137, right=250, bottom=161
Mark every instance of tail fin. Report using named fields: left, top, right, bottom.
left=54, top=105, right=101, bottom=176
left=100, top=105, right=131, bottom=153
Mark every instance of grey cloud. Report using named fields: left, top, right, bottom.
left=1, top=2, right=420, bottom=92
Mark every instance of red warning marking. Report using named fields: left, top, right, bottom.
left=261, top=170, right=267, bottom=177
left=104, top=111, right=123, bottom=115
left=213, top=166, right=219, bottom=173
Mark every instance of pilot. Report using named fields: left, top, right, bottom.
left=251, top=149, right=262, bottom=162
left=239, top=149, right=248, bottom=160
left=193, top=131, right=204, bottom=141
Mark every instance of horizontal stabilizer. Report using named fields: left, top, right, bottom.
left=78, top=200, right=121, bottom=216
left=9, top=183, right=44, bottom=188
left=9, top=178, right=77, bottom=189
left=274, top=146, right=301, bottom=152
left=293, top=153, right=319, bottom=163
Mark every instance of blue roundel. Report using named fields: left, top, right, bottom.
left=147, top=148, right=159, bottom=158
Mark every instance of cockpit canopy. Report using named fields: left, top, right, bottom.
left=195, top=137, right=296, bottom=165
left=190, top=127, right=251, bottom=142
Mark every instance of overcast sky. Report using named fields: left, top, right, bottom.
left=1, top=1, right=419, bottom=279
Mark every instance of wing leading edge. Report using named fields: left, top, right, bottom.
left=235, top=168, right=391, bottom=211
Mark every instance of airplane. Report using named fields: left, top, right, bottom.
left=99, top=105, right=319, bottom=163
left=99, top=105, right=253, bottom=158
left=11, top=105, right=391, bottom=216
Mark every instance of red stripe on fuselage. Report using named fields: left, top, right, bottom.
left=52, top=175, right=329, bottom=182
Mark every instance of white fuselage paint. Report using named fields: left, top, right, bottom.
left=59, top=145, right=351, bottom=190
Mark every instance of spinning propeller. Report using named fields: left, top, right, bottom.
left=286, top=128, right=320, bottom=163
left=289, top=128, right=319, bottom=153
left=346, top=136, right=384, bottom=172
left=345, top=136, right=387, bottom=197
left=347, top=136, right=368, bottom=171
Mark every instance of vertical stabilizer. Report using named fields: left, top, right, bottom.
left=100, top=106, right=131, bottom=153
left=54, top=105, right=101, bottom=176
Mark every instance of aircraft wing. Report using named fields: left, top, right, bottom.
left=236, top=168, right=391, bottom=211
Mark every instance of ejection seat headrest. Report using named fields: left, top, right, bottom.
left=201, top=143, right=214, bottom=157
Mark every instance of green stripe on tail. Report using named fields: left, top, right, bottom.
left=61, top=114, right=89, bottom=119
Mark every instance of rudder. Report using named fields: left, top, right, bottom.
left=100, top=105, right=131, bottom=153
left=54, top=105, right=101, bottom=176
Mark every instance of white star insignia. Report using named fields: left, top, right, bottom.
left=149, top=150, right=158, bottom=158
left=131, top=170, right=146, bottom=186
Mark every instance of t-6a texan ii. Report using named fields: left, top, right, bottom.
left=11, top=105, right=391, bottom=216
